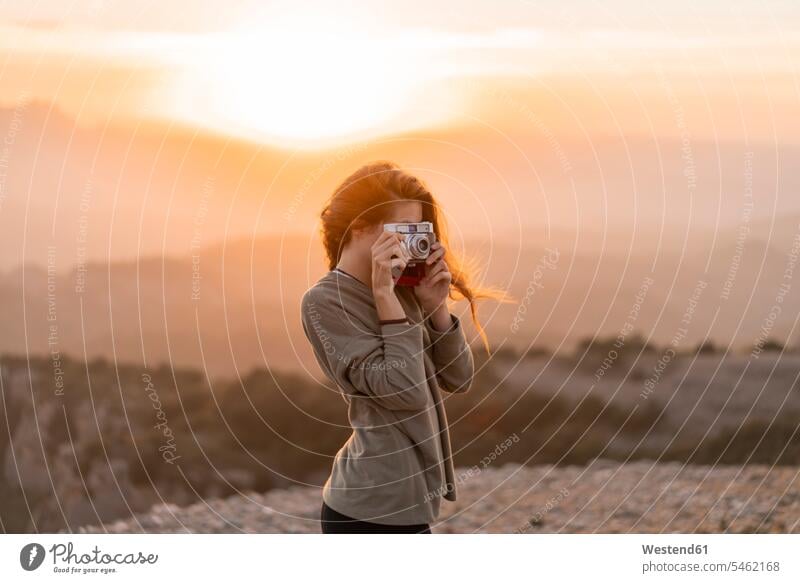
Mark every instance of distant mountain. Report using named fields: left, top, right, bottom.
left=2, top=99, right=800, bottom=272
left=1, top=229, right=798, bottom=375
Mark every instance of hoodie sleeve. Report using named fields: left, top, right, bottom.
left=301, top=287, right=431, bottom=411
left=425, top=313, right=475, bottom=393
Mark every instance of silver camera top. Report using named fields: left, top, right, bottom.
left=383, top=221, right=434, bottom=235
left=384, top=221, right=436, bottom=262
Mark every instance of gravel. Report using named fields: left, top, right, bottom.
left=73, top=461, right=800, bottom=534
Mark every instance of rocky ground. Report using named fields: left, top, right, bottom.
left=74, top=460, right=800, bottom=534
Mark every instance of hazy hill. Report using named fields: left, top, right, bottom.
left=1, top=227, right=799, bottom=375
left=2, top=99, right=799, bottom=271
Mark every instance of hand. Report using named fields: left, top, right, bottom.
left=371, top=231, right=409, bottom=321
left=371, top=231, right=409, bottom=295
left=414, top=242, right=452, bottom=315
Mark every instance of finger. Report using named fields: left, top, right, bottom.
left=374, top=238, right=405, bottom=260
left=425, top=246, right=445, bottom=265
left=377, top=242, right=408, bottom=263
left=390, top=256, right=408, bottom=269
left=383, top=244, right=409, bottom=264
left=390, top=257, right=408, bottom=277
left=372, top=232, right=400, bottom=255
left=418, top=269, right=441, bottom=287
left=372, top=230, right=395, bottom=248
left=372, top=231, right=404, bottom=254
left=392, top=240, right=411, bottom=262
left=428, top=271, right=451, bottom=286
left=385, top=234, right=407, bottom=256
left=425, top=261, right=446, bottom=277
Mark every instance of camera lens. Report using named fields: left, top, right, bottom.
left=407, top=235, right=429, bottom=259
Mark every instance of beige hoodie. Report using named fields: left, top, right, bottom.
left=300, top=269, right=474, bottom=525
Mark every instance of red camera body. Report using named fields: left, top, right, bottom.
left=396, top=262, right=427, bottom=287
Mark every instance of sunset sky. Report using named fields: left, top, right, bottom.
left=2, top=0, right=799, bottom=147
left=1, top=0, right=799, bottom=273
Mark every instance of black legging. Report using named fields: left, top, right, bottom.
left=320, top=501, right=431, bottom=533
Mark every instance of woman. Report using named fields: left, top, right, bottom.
left=300, top=161, right=496, bottom=534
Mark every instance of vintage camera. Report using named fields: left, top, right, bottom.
left=383, top=221, right=436, bottom=286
